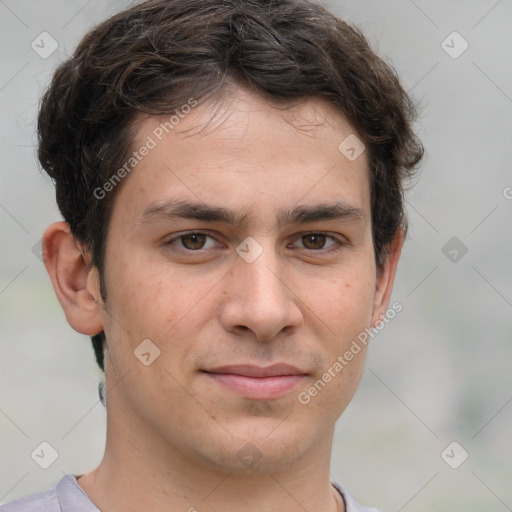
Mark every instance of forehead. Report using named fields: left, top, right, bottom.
left=132, top=87, right=364, bottom=155
left=116, top=87, right=370, bottom=223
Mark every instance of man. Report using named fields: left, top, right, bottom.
left=1, top=0, right=423, bottom=510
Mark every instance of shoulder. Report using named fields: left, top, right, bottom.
left=0, top=474, right=98, bottom=512
left=332, top=481, right=382, bottom=512
left=0, top=485, right=60, bottom=512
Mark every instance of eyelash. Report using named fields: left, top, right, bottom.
left=164, top=230, right=347, bottom=255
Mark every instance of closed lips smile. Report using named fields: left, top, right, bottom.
left=202, top=364, right=307, bottom=399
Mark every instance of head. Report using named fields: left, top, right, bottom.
left=40, top=0, right=422, bottom=474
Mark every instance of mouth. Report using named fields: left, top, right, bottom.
left=201, top=363, right=308, bottom=400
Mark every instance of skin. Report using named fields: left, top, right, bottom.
left=43, top=87, right=403, bottom=512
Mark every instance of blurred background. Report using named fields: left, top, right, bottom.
left=0, top=0, right=511, bottom=510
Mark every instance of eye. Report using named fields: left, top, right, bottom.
left=164, top=231, right=344, bottom=255
left=166, top=231, right=219, bottom=251
left=291, top=233, right=341, bottom=251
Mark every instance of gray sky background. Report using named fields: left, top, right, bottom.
left=1, top=1, right=511, bottom=510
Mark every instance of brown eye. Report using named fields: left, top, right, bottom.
left=301, top=233, right=327, bottom=250
left=165, top=231, right=221, bottom=253
left=290, top=233, right=342, bottom=253
left=180, top=233, right=207, bottom=250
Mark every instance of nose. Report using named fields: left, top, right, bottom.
left=219, top=242, right=304, bottom=341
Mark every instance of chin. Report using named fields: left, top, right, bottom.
left=191, top=423, right=313, bottom=475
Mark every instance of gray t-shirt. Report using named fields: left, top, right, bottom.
left=0, top=475, right=381, bottom=512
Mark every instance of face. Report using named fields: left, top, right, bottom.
left=93, top=87, right=395, bottom=473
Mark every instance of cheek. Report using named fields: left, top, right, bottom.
left=307, top=270, right=376, bottom=335
left=305, top=279, right=373, bottom=416
left=105, top=246, right=166, bottom=319
left=303, top=270, right=374, bottom=392
left=103, top=250, right=221, bottom=356
left=99, top=248, right=168, bottom=362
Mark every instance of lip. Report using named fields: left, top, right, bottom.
left=202, top=364, right=307, bottom=400
left=205, top=363, right=306, bottom=377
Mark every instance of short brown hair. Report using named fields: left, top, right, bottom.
left=38, top=0, right=423, bottom=372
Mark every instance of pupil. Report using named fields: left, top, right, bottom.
left=183, top=233, right=206, bottom=250
left=304, top=234, right=325, bottom=249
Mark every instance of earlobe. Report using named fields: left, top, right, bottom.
left=370, top=229, right=404, bottom=327
left=42, top=221, right=104, bottom=336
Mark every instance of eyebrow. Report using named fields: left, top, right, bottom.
left=139, top=199, right=366, bottom=227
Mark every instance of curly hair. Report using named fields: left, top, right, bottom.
left=37, top=0, right=423, bottom=373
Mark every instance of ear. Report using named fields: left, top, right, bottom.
left=42, top=221, right=104, bottom=335
left=370, top=229, right=404, bottom=327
